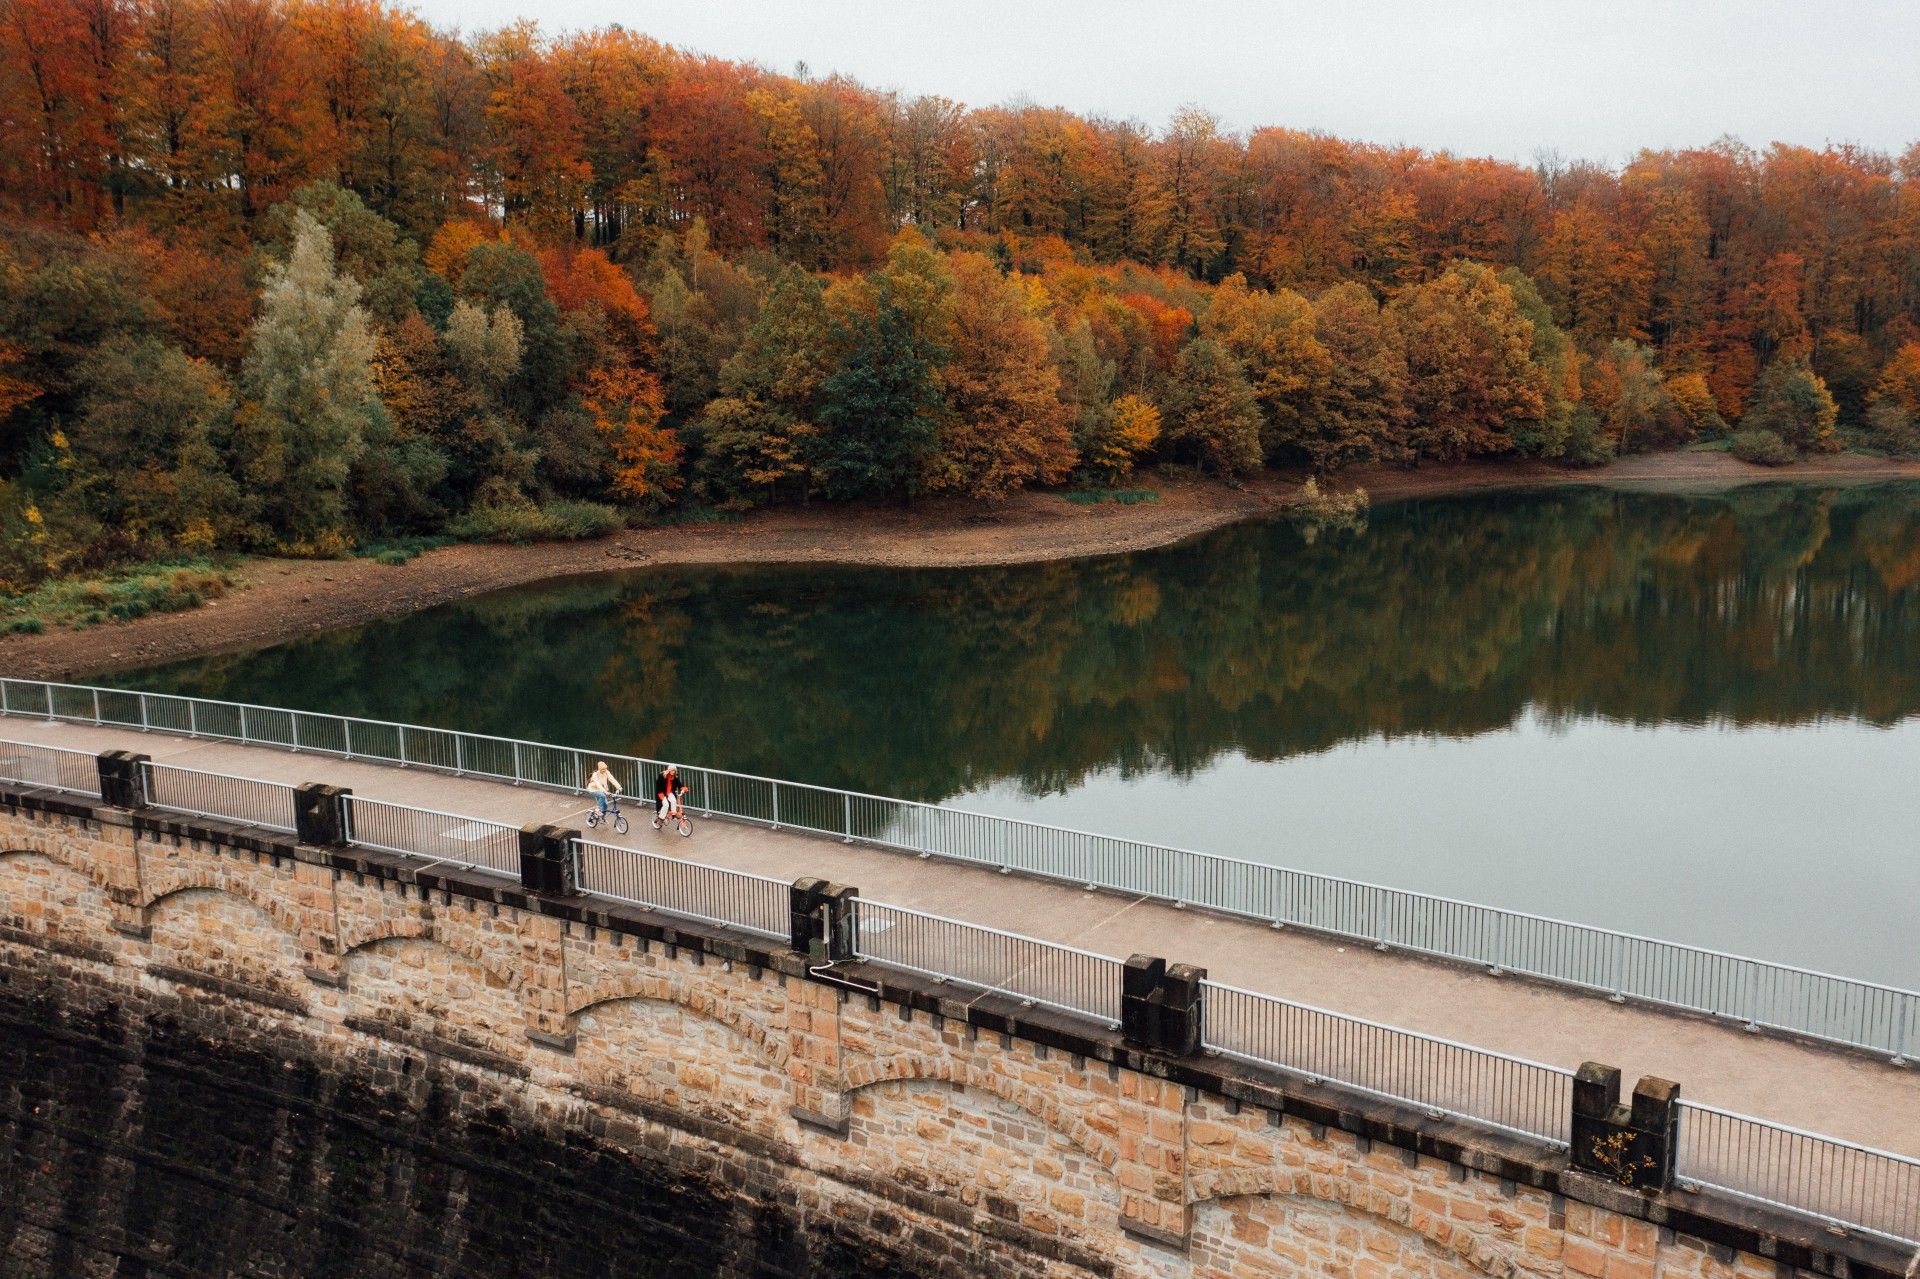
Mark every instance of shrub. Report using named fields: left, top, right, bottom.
left=1730, top=429, right=1797, bottom=466
left=5, top=616, right=44, bottom=634
left=446, top=500, right=624, bottom=545
left=1290, top=477, right=1369, bottom=543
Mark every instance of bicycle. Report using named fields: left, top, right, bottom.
left=651, top=792, right=692, bottom=837
left=586, top=793, right=629, bottom=835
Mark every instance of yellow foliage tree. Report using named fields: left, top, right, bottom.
left=424, top=221, right=487, bottom=286
left=1087, top=393, right=1160, bottom=481
left=1665, top=370, right=1725, bottom=436
left=582, top=364, right=680, bottom=507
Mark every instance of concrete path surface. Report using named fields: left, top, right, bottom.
left=3, top=717, right=1917, bottom=1161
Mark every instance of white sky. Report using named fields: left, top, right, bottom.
left=409, top=0, right=1920, bottom=165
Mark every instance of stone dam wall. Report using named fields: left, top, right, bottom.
left=0, top=782, right=1911, bottom=1279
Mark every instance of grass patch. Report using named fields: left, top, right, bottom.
left=1, top=558, right=235, bottom=632
left=358, top=534, right=454, bottom=566
left=445, top=500, right=625, bottom=545
left=1061, top=488, right=1160, bottom=506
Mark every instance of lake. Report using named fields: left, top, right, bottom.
left=122, top=482, right=1920, bottom=987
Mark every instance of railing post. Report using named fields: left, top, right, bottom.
left=187, top=700, right=197, bottom=738
left=517, top=823, right=578, bottom=895
left=843, top=792, right=852, bottom=843
left=293, top=783, right=351, bottom=846
left=789, top=877, right=857, bottom=961
left=45, top=683, right=55, bottom=720
left=92, top=689, right=101, bottom=722
left=511, top=740, right=522, bottom=785
left=138, top=693, right=148, bottom=731
left=455, top=734, right=465, bottom=776
left=1122, top=956, right=1208, bottom=1054
left=238, top=704, right=249, bottom=741
left=771, top=781, right=781, bottom=830
left=96, top=751, right=150, bottom=809
left=1569, top=1061, right=1678, bottom=1191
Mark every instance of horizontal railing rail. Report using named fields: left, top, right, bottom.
left=576, top=838, right=787, bottom=939
left=141, top=760, right=297, bottom=833
left=0, top=739, right=101, bottom=798
left=344, top=795, right=519, bottom=877
left=2, top=677, right=1915, bottom=1063
left=0, top=733, right=1913, bottom=1245
left=1677, top=1100, right=1920, bottom=1246
left=851, top=899, right=1123, bottom=1024
left=1202, top=979, right=1575, bottom=1146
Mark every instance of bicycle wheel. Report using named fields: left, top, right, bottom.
left=613, top=815, right=629, bottom=835
left=585, top=811, right=600, bottom=829
left=676, top=816, right=692, bottom=837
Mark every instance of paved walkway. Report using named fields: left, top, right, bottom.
left=3, top=717, right=1917, bottom=1159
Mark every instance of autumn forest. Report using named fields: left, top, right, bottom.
left=4, top=0, right=1920, bottom=590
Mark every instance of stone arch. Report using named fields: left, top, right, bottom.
left=0, top=848, right=115, bottom=942
left=144, top=874, right=292, bottom=931
left=0, top=836, right=88, bottom=876
left=567, top=977, right=788, bottom=1070
left=340, top=933, right=530, bottom=1058
left=0, top=845, right=91, bottom=882
left=339, top=925, right=522, bottom=996
left=1187, top=1165, right=1522, bottom=1279
left=569, top=990, right=796, bottom=1143
left=842, top=1053, right=1119, bottom=1171
left=145, top=884, right=310, bottom=998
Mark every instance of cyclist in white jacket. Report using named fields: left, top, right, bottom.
left=586, top=761, right=622, bottom=816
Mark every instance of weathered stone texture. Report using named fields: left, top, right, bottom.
left=0, top=788, right=1906, bottom=1279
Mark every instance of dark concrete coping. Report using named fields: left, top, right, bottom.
left=2, top=779, right=1911, bottom=1279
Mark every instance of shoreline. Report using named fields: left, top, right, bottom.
left=4, top=450, right=1917, bottom=681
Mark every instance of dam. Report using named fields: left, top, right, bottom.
left=0, top=681, right=1916, bottom=1277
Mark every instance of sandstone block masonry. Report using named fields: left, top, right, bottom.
left=0, top=782, right=1911, bottom=1279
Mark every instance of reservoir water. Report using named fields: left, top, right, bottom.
left=122, top=483, right=1920, bottom=987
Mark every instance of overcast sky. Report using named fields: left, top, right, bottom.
left=408, top=0, right=1920, bottom=165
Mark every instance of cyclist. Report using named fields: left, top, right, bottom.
left=653, top=764, right=686, bottom=825
left=586, top=760, right=622, bottom=818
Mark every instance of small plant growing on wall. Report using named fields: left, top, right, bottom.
left=1587, top=1129, right=1658, bottom=1187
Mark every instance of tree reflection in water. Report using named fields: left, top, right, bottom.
left=133, top=482, right=1920, bottom=800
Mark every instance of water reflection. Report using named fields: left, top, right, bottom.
left=126, top=483, right=1920, bottom=981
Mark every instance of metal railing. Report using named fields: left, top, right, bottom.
left=577, top=838, right=787, bottom=939
left=7, top=675, right=1912, bottom=1052
left=1677, top=1101, right=1920, bottom=1246
left=0, top=739, right=100, bottom=797
left=344, top=796, right=519, bottom=878
left=851, top=899, right=1123, bottom=1024
left=0, top=731, right=1914, bottom=1246
left=1, top=677, right=1916, bottom=1060
left=1203, top=979, right=1575, bottom=1145
left=141, top=760, right=297, bottom=833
